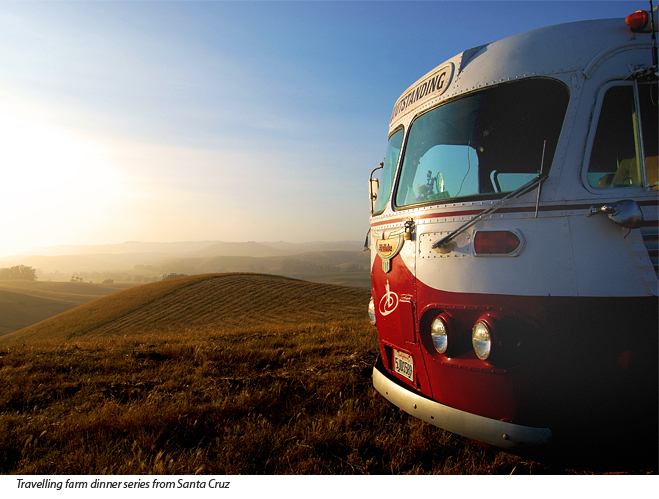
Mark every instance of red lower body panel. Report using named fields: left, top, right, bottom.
left=372, top=254, right=658, bottom=468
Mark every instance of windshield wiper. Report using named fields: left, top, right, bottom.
left=431, top=172, right=548, bottom=252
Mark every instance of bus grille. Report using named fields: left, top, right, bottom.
left=641, top=224, right=659, bottom=278
left=627, top=218, right=659, bottom=296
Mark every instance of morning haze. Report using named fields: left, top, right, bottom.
left=0, top=239, right=369, bottom=283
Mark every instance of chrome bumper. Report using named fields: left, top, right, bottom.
left=372, top=362, right=552, bottom=451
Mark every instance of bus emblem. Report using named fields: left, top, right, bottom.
left=379, top=280, right=399, bottom=316
left=375, top=230, right=405, bottom=273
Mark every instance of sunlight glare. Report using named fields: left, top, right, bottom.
left=0, top=105, right=128, bottom=255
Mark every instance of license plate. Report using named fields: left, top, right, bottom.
left=393, top=349, right=414, bottom=382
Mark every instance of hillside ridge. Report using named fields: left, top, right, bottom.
left=1, top=273, right=371, bottom=343
left=0, top=274, right=212, bottom=343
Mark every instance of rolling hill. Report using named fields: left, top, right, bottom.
left=1, top=273, right=371, bottom=343
left=0, top=289, right=75, bottom=336
left=0, top=280, right=136, bottom=336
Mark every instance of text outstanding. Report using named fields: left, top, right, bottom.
left=390, top=63, right=454, bottom=123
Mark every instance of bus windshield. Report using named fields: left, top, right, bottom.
left=395, top=78, right=569, bottom=207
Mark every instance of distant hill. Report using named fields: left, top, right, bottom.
left=0, top=240, right=367, bottom=279
left=156, top=250, right=369, bottom=275
left=179, top=241, right=287, bottom=258
left=1, top=273, right=371, bottom=344
left=2, top=240, right=365, bottom=260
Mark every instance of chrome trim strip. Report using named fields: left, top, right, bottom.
left=370, top=200, right=659, bottom=228
left=372, top=363, right=552, bottom=450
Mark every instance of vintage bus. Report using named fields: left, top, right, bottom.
left=367, top=8, right=658, bottom=469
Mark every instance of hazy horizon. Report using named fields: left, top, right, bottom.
left=0, top=239, right=371, bottom=287
left=0, top=1, right=640, bottom=257
left=0, top=238, right=366, bottom=260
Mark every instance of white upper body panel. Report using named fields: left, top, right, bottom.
left=371, top=16, right=658, bottom=298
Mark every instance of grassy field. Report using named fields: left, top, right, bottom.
left=0, top=274, right=650, bottom=474
left=282, top=271, right=371, bottom=289
left=0, top=280, right=135, bottom=336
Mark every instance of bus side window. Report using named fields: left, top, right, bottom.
left=588, top=86, right=639, bottom=188
left=587, top=82, right=658, bottom=190
left=639, top=81, right=658, bottom=190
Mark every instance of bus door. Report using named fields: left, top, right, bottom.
left=372, top=225, right=433, bottom=396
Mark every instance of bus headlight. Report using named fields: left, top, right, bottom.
left=430, top=317, right=449, bottom=354
left=472, top=320, right=492, bottom=360
left=368, top=297, right=376, bottom=325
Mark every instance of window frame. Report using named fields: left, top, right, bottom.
left=582, top=80, right=654, bottom=194
left=371, top=126, right=405, bottom=216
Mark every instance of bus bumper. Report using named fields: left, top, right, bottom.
left=372, top=359, right=553, bottom=451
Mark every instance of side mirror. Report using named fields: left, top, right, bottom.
left=588, top=199, right=644, bottom=229
left=369, top=178, right=379, bottom=213
left=369, top=162, right=384, bottom=214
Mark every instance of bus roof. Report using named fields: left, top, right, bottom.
left=390, top=17, right=657, bottom=128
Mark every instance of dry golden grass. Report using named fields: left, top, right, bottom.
left=0, top=274, right=647, bottom=474
left=0, top=322, right=536, bottom=474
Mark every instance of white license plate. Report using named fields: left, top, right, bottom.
left=393, top=349, right=414, bottom=382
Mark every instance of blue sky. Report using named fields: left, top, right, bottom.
left=0, top=0, right=645, bottom=256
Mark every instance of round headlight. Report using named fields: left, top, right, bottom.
left=472, top=320, right=491, bottom=360
left=368, top=297, right=376, bottom=325
left=430, top=317, right=449, bottom=354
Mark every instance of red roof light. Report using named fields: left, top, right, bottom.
left=626, top=10, right=649, bottom=31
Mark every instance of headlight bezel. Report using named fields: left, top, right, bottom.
left=472, top=319, right=493, bottom=361
left=368, top=296, right=376, bottom=325
left=421, top=311, right=459, bottom=358
left=430, top=316, right=449, bottom=354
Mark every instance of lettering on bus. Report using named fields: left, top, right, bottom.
left=390, top=63, right=454, bottom=123
left=378, top=242, right=393, bottom=254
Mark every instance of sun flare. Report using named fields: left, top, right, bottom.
left=0, top=105, right=127, bottom=255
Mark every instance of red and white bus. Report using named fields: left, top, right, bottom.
left=368, top=8, right=658, bottom=469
